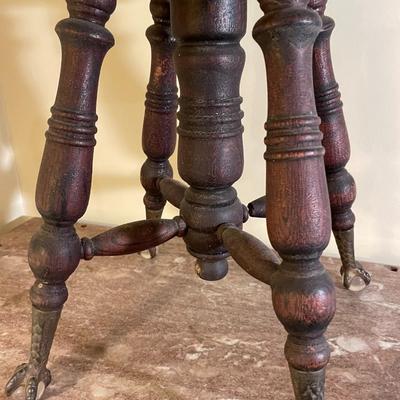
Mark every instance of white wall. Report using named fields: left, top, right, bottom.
left=0, top=0, right=398, bottom=265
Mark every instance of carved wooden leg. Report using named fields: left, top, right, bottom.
left=254, top=1, right=336, bottom=399
left=170, top=0, right=247, bottom=281
left=310, top=0, right=370, bottom=291
left=140, top=0, right=178, bottom=259
left=5, top=2, right=116, bottom=399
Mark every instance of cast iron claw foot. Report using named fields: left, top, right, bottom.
left=5, top=363, right=51, bottom=400
left=290, top=367, right=325, bottom=400
left=334, top=228, right=371, bottom=291
left=5, top=307, right=61, bottom=399
left=340, top=261, right=371, bottom=292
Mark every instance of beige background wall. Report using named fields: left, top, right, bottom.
left=0, top=99, right=24, bottom=226
left=0, top=0, right=399, bottom=266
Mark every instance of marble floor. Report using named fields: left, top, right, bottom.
left=0, top=219, right=399, bottom=400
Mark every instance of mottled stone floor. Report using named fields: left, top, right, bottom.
left=0, top=219, right=399, bottom=400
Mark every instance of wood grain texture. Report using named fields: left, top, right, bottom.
left=32, top=0, right=116, bottom=319
left=158, top=177, right=188, bottom=209
left=171, top=0, right=247, bottom=280
left=4, top=2, right=366, bottom=399
left=141, top=0, right=177, bottom=216
left=310, top=0, right=370, bottom=291
left=311, top=0, right=355, bottom=232
left=254, top=1, right=335, bottom=398
left=81, top=217, right=186, bottom=259
left=5, top=2, right=117, bottom=399
left=218, top=224, right=280, bottom=286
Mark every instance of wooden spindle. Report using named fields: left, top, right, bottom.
left=310, top=0, right=371, bottom=291
left=170, top=0, right=247, bottom=281
left=5, top=2, right=116, bottom=399
left=254, top=1, right=336, bottom=398
left=140, top=0, right=178, bottom=258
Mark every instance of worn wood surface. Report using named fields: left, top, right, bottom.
left=171, top=0, right=247, bottom=281
left=4, top=2, right=117, bottom=399
left=141, top=0, right=177, bottom=219
left=1, top=1, right=384, bottom=399
left=254, top=0, right=334, bottom=397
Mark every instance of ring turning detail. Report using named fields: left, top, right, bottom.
left=5, top=1, right=368, bottom=399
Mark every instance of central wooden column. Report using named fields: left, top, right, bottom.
left=170, top=0, right=247, bottom=280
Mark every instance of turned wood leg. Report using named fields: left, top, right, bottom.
left=140, top=0, right=178, bottom=259
left=5, top=2, right=116, bottom=399
left=310, top=0, right=370, bottom=291
left=170, top=0, right=247, bottom=280
left=254, top=1, right=336, bottom=399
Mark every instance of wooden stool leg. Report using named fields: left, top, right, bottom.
left=170, top=0, right=247, bottom=281
left=254, top=1, right=335, bottom=398
left=310, top=0, right=371, bottom=291
left=140, top=0, right=178, bottom=259
left=4, top=2, right=116, bottom=399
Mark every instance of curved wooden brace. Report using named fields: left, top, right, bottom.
left=81, top=217, right=186, bottom=259
left=217, top=224, right=280, bottom=286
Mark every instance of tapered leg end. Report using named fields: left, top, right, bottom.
left=290, top=367, right=325, bottom=400
left=140, top=208, right=164, bottom=259
left=334, top=228, right=371, bottom=291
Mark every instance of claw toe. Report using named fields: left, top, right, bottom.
left=5, top=364, right=52, bottom=400
left=5, top=363, right=28, bottom=396
left=25, top=378, right=38, bottom=400
left=341, top=262, right=371, bottom=292
left=41, top=369, right=52, bottom=387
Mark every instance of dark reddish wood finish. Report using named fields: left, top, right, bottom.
left=31, top=0, right=116, bottom=306
left=244, top=0, right=371, bottom=292
left=158, top=177, right=187, bottom=209
left=81, top=217, right=186, bottom=258
left=248, top=195, right=268, bottom=218
left=254, top=1, right=335, bottom=398
left=170, top=0, right=247, bottom=281
left=5, top=1, right=117, bottom=398
left=6, top=1, right=366, bottom=399
left=140, top=0, right=177, bottom=224
left=310, top=0, right=370, bottom=291
left=218, top=224, right=280, bottom=286
left=311, top=0, right=353, bottom=233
